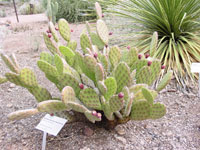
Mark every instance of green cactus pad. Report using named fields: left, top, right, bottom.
left=142, top=88, right=154, bottom=105
left=109, top=95, right=124, bottom=112
left=134, top=90, right=145, bottom=101
left=61, top=86, right=75, bottom=105
left=128, top=69, right=136, bottom=86
left=96, top=19, right=109, bottom=45
left=98, top=53, right=109, bottom=72
left=20, top=68, right=38, bottom=87
left=81, top=74, right=95, bottom=88
left=49, top=21, right=59, bottom=42
left=104, top=77, right=117, bottom=101
left=124, top=93, right=134, bottom=117
left=86, top=21, right=91, bottom=34
left=90, top=32, right=104, bottom=50
left=150, top=90, right=158, bottom=99
left=67, top=40, right=77, bottom=51
left=0, top=77, right=8, bottom=84
left=5, top=73, right=22, bottom=86
left=95, top=2, right=102, bottom=19
left=109, top=46, right=121, bottom=67
left=83, top=54, right=97, bottom=82
left=127, top=47, right=138, bottom=66
left=8, top=109, right=39, bottom=121
left=58, top=19, right=71, bottom=42
left=114, top=62, right=131, bottom=93
left=136, top=66, right=152, bottom=85
left=150, top=60, right=161, bottom=81
left=37, top=100, right=67, bottom=113
left=54, top=54, right=63, bottom=75
left=156, top=70, right=173, bottom=92
left=95, top=63, right=104, bottom=81
left=43, top=33, right=60, bottom=55
left=67, top=101, right=88, bottom=113
left=40, top=52, right=54, bottom=65
left=58, top=73, right=80, bottom=95
left=79, top=88, right=102, bottom=110
left=80, top=33, right=92, bottom=54
left=59, top=46, right=75, bottom=66
left=122, top=86, right=129, bottom=102
left=97, top=81, right=107, bottom=95
left=84, top=111, right=101, bottom=123
left=150, top=32, right=158, bottom=57
left=1, top=53, right=19, bottom=73
left=150, top=103, right=166, bottom=119
left=131, top=59, right=148, bottom=73
left=37, top=60, right=59, bottom=77
left=129, top=84, right=148, bottom=94
left=28, top=86, right=52, bottom=102
left=131, top=100, right=151, bottom=120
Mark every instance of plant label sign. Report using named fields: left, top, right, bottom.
left=36, top=114, right=67, bottom=136
left=191, top=63, right=200, bottom=97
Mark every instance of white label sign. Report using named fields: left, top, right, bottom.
left=191, top=63, right=200, bottom=73
left=36, top=114, right=67, bottom=136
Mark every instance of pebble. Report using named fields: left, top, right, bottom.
left=6, top=103, right=13, bottom=108
left=83, top=127, right=94, bottom=137
left=114, top=135, right=126, bottom=144
left=115, top=125, right=126, bottom=135
left=7, top=89, right=12, bottom=92
left=80, top=147, right=90, bottom=150
left=9, top=83, right=15, bottom=88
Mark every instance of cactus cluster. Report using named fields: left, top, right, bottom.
left=1, top=3, right=172, bottom=128
left=46, top=0, right=58, bottom=24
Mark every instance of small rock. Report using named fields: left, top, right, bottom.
left=80, top=147, right=90, bottom=150
left=6, top=104, right=13, bottom=108
left=114, top=135, right=126, bottom=144
left=7, top=89, right=12, bottom=92
left=115, top=125, right=126, bottom=135
left=83, top=127, right=93, bottom=136
left=9, top=83, right=16, bottom=88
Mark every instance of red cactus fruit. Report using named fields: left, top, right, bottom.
left=118, top=92, right=124, bottom=98
left=127, top=46, right=130, bottom=50
left=105, top=45, right=108, bottom=48
left=55, top=27, right=59, bottom=31
left=161, top=65, right=165, bottom=69
left=92, top=111, right=97, bottom=116
left=138, top=54, right=142, bottom=59
left=102, top=14, right=104, bottom=18
left=97, top=113, right=102, bottom=118
left=71, top=29, right=73, bottom=32
left=93, top=53, right=98, bottom=59
left=145, top=54, right=150, bottom=58
left=50, top=113, right=54, bottom=116
left=79, top=83, right=84, bottom=89
left=48, top=34, right=52, bottom=38
left=109, top=32, right=113, bottom=35
left=148, top=61, right=152, bottom=66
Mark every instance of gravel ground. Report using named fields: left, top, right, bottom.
left=0, top=14, right=200, bottom=150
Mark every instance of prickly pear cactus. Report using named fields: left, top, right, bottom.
left=1, top=3, right=172, bottom=129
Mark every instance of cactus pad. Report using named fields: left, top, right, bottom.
left=28, top=86, right=52, bottom=102
left=96, top=19, right=109, bottom=45
left=95, top=63, right=104, bottom=81
left=67, top=101, right=88, bottom=113
left=109, top=46, right=121, bottom=67
left=20, top=68, right=38, bottom=87
left=109, top=95, right=124, bottom=112
left=58, top=19, right=71, bottom=42
left=43, top=33, right=59, bottom=55
left=79, top=88, right=102, bottom=110
left=127, top=47, right=138, bottom=66
left=90, top=32, right=105, bottom=50
left=114, top=62, right=131, bottom=93
left=81, top=74, right=95, bottom=88
left=104, top=77, right=117, bottom=101
left=49, top=21, right=59, bottom=42
left=97, top=81, right=107, bottom=95
left=84, top=111, right=101, bottom=123
left=150, top=32, right=158, bottom=57
left=80, top=33, right=92, bottom=54
left=8, top=109, right=39, bottom=120
left=62, top=86, right=76, bottom=105
left=124, top=93, right=134, bottom=117
left=40, top=52, right=54, bottom=65
left=136, top=66, right=152, bottom=85
left=122, top=86, right=129, bottom=101
left=37, top=100, right=67, bottom=113
left=131, top=100, right=151, bottom=120
left=95, top=2, right=102, bottom=19
left=59, top=46, right=75, bottom=66
left=54, top=54, right=64, bottom=75
left=5, top=73, right=22, bottom=86
left=150, top=103, right=166, bottom=119
left=156, top=70, right=173, bottom=92
left=142, top=88, right=154, bottom=105
left=37, top=60, right=59, bottom=77
left=67, top=40, right=77, bottom=51
left=129, top=84, right=148, bottom=94
left=1, top=53, right=19, bottom=73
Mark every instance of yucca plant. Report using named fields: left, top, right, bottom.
left=100, top=0, right=200, bottom=86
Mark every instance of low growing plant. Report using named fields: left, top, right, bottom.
left=0, top=3, right=172, bottom=129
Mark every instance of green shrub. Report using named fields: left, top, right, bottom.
left=103, top=0, right=200, bottom=85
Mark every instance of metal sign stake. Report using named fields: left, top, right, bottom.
left=42, top=132, right=47, bottom=150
